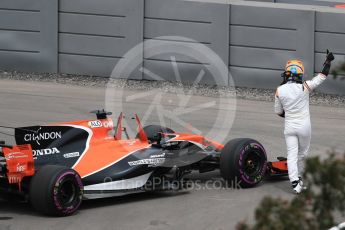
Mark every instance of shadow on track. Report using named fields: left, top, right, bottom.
left=0, top=170, right=289, bottom=217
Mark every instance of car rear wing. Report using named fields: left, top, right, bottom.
left=0, top=143, right=35, bottom=191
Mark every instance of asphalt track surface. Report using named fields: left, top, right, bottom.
left=0, top=79, right=344, bottom=230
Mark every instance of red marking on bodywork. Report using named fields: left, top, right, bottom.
left=3, top=144, right=35, bottom=191
left=271, top=161, right=288, bottom=171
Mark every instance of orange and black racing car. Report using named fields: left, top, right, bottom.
left=0, top=110, right=288, bottom=216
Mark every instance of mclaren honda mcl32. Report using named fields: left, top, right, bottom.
left=0, top=110, right=288, bottom=216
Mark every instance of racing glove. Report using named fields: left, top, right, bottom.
left=321, top=49, right=335, bottom=76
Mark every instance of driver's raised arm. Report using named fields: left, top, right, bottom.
left=304, top=50, right=335, bottom=92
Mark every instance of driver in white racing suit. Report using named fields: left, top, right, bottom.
left=274, top=51, right=335, bottom=194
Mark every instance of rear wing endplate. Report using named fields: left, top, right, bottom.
left=2, top=144, right=35, bottom=191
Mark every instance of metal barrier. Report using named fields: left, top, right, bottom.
left=0, top=0, right=344, bottom=94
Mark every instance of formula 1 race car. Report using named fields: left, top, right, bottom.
left=0, top=110, right=288, bottom=216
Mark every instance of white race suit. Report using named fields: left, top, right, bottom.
left=274, top=73, right=326, bottom=182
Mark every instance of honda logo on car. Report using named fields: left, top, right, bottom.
left=32, top=148, right=60, bottom=157
left=24, top=131, right=62, bottom=145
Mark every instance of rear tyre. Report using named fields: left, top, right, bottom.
left=29, top=165, right=83, bottom=216
left=138, top=125, right=174, bottom=142
left=220, top=138, right=267, bottom=188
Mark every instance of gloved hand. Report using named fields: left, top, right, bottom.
left=325, top=49, right=335, bottom=64
left=322, top=50, right=335, bottom=76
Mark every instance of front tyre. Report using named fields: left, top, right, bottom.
left=29, top=165, right=83, bottom=216
left=220, top=138, right=267, bottom=188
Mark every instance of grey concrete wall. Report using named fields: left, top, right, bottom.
left=229, top=4, right=314, bottom=89
left=0, top=0, right=58, bottom=72
left=143, top=0, right=229, bottom=85
left=246, top=0, right=345, bottom=6
left=58, top=0, right=143, bottom=78
left=314, top=11, right=345, bottom=93
left=276, top=0, right=339, bottom=6
left=0, top=0, right=345, bottom=94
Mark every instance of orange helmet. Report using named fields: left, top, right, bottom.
left=285, top=59, right=304, bottom=75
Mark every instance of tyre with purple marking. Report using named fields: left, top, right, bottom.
left=220, top=138, right=267, bottom=188
left=29, top=165, right=83, bottom=216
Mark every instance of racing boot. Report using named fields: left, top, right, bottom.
left=292, top=178, right=306, bottom=194
left=298, top=177, right=307, bottom=190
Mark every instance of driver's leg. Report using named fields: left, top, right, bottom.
left=297, top=120, right=311, bottom=178
left=285, top=133, right=299, bottom=182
